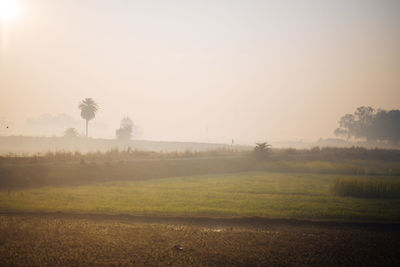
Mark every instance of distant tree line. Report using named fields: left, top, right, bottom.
left=334, top=106, right=400, bottom=145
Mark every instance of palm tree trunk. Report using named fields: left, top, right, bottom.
left=86, top=119, right=88, bottom=137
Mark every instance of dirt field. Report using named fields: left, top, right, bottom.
left=0, top=213, right=399, bottom=266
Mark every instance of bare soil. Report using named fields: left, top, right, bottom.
left=0, top=212, right=399, bottom=266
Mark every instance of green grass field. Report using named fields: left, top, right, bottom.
left=1, top=172, right=399, bottom=222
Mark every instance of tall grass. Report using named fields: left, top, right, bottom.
left=333, top=177, right=400, bottom=199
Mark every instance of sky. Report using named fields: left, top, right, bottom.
left=0, top=0, right=399, bottom=144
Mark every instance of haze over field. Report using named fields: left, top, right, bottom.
left=1, top=2, right=400, bottom=265
left=1, top=0, right=399, bottom=144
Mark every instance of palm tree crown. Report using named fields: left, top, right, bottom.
left=79, top=98, right=98, bottom=120
left=78, top=98, right=98, bottom=137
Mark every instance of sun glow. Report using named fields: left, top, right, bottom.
left=0, top=0, right=20, bottom=21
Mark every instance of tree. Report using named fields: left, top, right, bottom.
left=372, top=109, right=400, bottom=145
left=64, top=127, right=79, bottom=138
left=334, top=106, right=400, bottom=145
left=116, top=117, right=134, bottom=141
left=253, top=142, right=272, bottom=160
left=78, top=98, right=98, bottom=137
left=335, top=113, right=355, bottom=140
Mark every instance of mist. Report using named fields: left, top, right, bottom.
left=1, top=1, right=400, bottom=265
left=1, top=0, right=399, bottom=144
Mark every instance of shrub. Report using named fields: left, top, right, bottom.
left=253, top=142, right=272, bottom=160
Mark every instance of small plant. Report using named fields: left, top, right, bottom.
left=64, top=128, right=79, bottom=138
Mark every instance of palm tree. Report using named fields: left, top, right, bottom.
left=78, top=98, right=98, bottom=137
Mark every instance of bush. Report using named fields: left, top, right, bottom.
left=253, top=142, right=272, bottom=160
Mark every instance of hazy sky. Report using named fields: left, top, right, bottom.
left=1, top=0, right=399, bottom=143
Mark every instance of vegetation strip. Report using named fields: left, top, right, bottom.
left=1, top=211, right=399, bottom=230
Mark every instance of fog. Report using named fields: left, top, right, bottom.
left=1, top=0, right=400, bottom=144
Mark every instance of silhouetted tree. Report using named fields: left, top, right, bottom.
left=254, top=142, right=272, bottom=160
left=78, top=98, right=98, bottom=137
left=372, top=109, right=400, bottom=145
left=335, top=106, right=400, bottom=145
left=116, top=117, right=134, bottom=141
left=64, top=128, right=79, bottom=138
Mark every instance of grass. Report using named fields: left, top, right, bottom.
left=1, top=158, right=398, bottom=190
left=1, top=172, right=399, bottom=222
